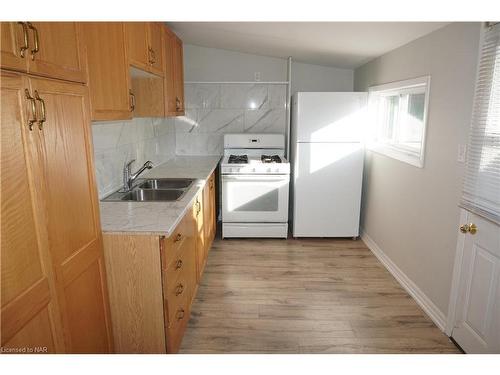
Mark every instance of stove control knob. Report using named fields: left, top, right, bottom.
left=252, top=168, right=256, bottom=173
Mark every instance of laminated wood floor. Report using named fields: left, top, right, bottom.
left=180, top=238, right=461, bottom=354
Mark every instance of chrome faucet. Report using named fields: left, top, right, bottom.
left=122, top=159, right=153, bottom=192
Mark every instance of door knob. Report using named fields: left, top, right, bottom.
left=459, top=223, right=477, bottom=234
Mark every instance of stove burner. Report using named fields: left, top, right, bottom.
left=228, top=154, right=248, bottom=164
left=261, top=155, right=282, bottom=163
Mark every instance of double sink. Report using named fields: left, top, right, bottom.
left=102, top=178, right=194, bottom=202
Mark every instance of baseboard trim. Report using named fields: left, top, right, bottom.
left=360, top=230, right=447, bottom=332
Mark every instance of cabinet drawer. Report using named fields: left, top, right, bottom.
left=166, top=287, right=190, bottom=328
left=165, top=300, right=189, bottom=353
left=162, top=211, right=194, bottom=267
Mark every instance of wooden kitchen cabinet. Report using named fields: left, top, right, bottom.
left=82, top=22, right=132, bottom=121
left=102, top=173, right=217, bottom=353
left=148, top=23, right=165, bottom=76
left=0, top=22, right=28, bottom=72
left=1, top=71, right=113, bottom=353
left=1, top=22, right=87, bottom=83
left=164, top=26, right=185, bottom=116
left=124, top=22, right=164, bottom=76
left=1, top=72, right=64, bottom=353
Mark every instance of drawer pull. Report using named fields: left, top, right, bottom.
left=175, top=283, right=184, bottom=296
left=175, top=308, right=185, bottom=321
left=175, top=259, right=183, bottom=270
left=174, top=233, right=182, bottom=243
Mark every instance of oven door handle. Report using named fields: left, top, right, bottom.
left=222, top=175, right=289, bottom=182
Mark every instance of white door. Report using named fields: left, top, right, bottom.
left=292, top=142, right=364, bottom=237
left=450, top=211, right=500, bottom=353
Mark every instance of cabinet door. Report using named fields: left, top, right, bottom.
left=125, top=22, right=149, bottom=70
left=82, top=22, right=132, bottom=121
left=1, top=71, right=63, bottom=352
left=203, top=177, right=214, bottom=248
left=26, top=22, right=86, bottom=83
left=29, top=77, right=113, bottom=353
left=148, top=23, right=164, bottom=76
left=163, top=27, right=177, bottom=115
left=173, top=35, right=185, bottom=114
left=209, top=173, right=217, bottom=242
left=0, top=22, right=28, bottom=72
left=194, top=193, right=206, bottom=282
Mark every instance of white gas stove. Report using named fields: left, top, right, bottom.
left=221, top=134, right=290, bottom=238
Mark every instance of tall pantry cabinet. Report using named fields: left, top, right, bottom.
left=0, top=22, right=113, bottom=353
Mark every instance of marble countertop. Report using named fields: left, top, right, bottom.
left=99, top=156, right=221, bottom=236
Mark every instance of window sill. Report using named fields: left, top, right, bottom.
left=368, top=143, right=424, bottom=168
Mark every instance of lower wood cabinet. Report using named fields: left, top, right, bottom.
left=102, top=171, right=216, bottom=353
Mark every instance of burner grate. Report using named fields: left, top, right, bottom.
left=228, top=154, right=248, bottom=164
left=261, top=154, right=282, bottom=163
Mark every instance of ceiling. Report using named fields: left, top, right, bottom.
left=168, top=22, right=449, bottom=69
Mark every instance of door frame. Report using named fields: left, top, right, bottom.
left=446, top=208, right=469, bottom=336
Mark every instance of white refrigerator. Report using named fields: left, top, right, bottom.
left=290, top=92, right=367, bottom=237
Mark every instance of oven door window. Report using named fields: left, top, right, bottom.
left=222, top=175, right=289, bottom=222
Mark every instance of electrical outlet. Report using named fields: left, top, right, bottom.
left=457, top=144, right=467, bottom=163
left=254, top=72, right=261, bottom=82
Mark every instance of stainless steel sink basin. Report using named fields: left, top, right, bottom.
left=101, top=178, right=194, bottom=202
left=120, top=189, right=185, bottom=202
left=137, top=178, right=194, bottom=190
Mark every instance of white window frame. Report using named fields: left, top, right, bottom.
left=367, top=76, right=431, bottom=168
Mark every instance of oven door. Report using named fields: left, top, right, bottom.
left=222, top=174, right=289, bottom=223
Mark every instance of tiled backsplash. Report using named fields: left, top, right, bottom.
left=92, top=118, right=176, bottom=198
left=175, top=83, right=287, bottom=155
left=91, top=83, right=288, bottom=197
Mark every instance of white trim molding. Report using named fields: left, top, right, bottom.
left=361, top=229, right=448, bottom=333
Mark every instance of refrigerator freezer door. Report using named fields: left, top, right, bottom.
left=293, top=92, right=367, bottom=143
left=292, top=142, right=364, bottom=237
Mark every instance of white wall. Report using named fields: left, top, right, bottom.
left=184, top=44, right=354, bottom=93
left=291, top=61, right=353, bottom=93
left=354, top=23, right=481, bottom=316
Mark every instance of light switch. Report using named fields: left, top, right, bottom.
left=457, top=144, right=467, bottom=163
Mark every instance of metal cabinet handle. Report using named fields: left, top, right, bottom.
left=151, top=48, right=156, bottom=65
left=175, top=283, right=184, bottom=296
left=175, top=308, right=185, bottom=321
left=129, top=90, right=135, bottom=111
left=174, top=233, right=182, bottom=243
left=175, top=259, right=183, bottom=270
left=27, top=22, right=39, bottom=60
left=18, top=22, right=29, bottom=58
left=196, top=200, right=201, bottom=215
left=33, top=90, right=46, bottom=130
left=24, top=89, right=37, bottom=131
left=175, top=96, right=181, bottom=111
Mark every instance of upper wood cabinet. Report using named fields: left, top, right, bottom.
left=82, top=22, right=132, bottom=121
left=164, top=26, right=185, bottom=116
left=1, top=70, right=113, bottom=353
left=0, top=22, right=28, bottom=72
left=148, top=23, right=164, bottom=76
left=0, top=22, right=87, bottom=83
left=125, top=22, right=164, bottom=76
